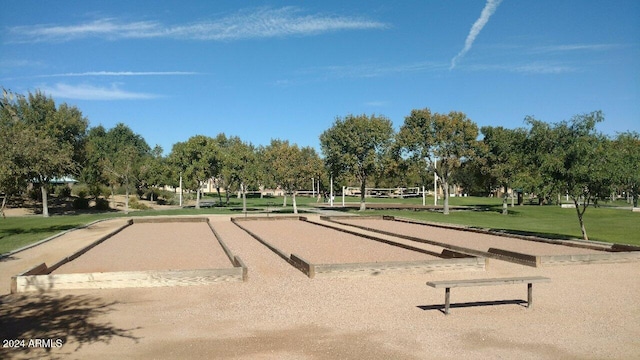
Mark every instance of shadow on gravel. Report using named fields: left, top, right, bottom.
left=144, top=324, right=422, bottom=360
left=418, top=299, right=527, bottom=315
left=0, top=292, right=140, bottom=360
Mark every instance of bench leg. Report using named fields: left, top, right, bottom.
left=444, top=287, right=451, bottom=315
left=527, top=283, right=533, bottom=308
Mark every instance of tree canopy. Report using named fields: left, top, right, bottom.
left=320, top=114, right=394, bottom=211
left=398, top=109, right=478, bottom=214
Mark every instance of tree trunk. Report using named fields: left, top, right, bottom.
left=283, top=193, right=287, bottom=207
left=359, top=178, right=366, bottom=211
left=196, top=188, right=201, bottom=209
left=443, top=180, right=450, bottom=215
left=125, top=185, right=129, bottom=214
left=111, top=185, right=116, bottom=209
left=41, top=184, right=49, bottom=217
left=573, top=198, right=589, bottom=240
left=216, top=187, right=222, bottom=205
left=242, top=183, right=247, bottom=213
left=502, top=186, right=508, bottom=215
left=1, top=194, right=7, bottom=219
left=292, top=191, right=298, bottom=214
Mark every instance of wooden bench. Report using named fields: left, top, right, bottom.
left=426, top=276, right=551, bottom=315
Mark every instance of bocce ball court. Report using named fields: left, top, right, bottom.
left=323, top=215, right=640, bottom=267
left=11, top=217, right=247, bottom=293
left=231, top=216, right=485, bottom=278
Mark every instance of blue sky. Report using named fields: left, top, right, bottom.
left=1, top=0, right=638, bottom=154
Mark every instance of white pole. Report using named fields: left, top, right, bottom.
left=312, top=178, right=315, bottom=197
left=342, top=186, right=345, bottom=207
left=422, top=186, right=425, bottom=206
left=434, top=158, right=438, bottom=206
left=179, top=172, right=183, bottom=207
left=330, top=175, right=334, bottom=207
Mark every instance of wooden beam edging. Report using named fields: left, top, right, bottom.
left=304, top=218, right=445, bottom=258
left=539, top=251, right=640, bottom=266
left=207, top=221, right=239, bottom=266
left=44, top=220, right=134, bottom=275
left=234, top=256, right=249, bottom=282
left=12, top=268, right=243, bottom=293
left=313, top=258, right=485, bottom=278
left=230, top=218, right=291, bottom=263
left=132, top=216, right=209, bottom=224
left=320, top=216, right=537, bottom=267
left=231, top=215, right=306, bottom=222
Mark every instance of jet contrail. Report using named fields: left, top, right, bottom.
left=450, top=0, right=503, bottom=70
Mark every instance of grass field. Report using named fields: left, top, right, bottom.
left=1, top=195, right=638, bottom=255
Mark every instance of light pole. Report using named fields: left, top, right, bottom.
left=179, top=172, right=183, bottom=207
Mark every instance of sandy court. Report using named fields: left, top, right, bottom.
left=236, top=218, right=441, bottom=263
left=1, top=214, right=640, bottom=359
left=53, top=222, right=233, bottom=274
left=334, top=218, right=604, bottom=256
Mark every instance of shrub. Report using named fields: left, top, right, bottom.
left=95, top=198, right=110, bottom=211
left=55, top=185, right=72, bottom=198
left=128, top=197, right=150, bottom=210
left=73, top=197, right=90, bottom=210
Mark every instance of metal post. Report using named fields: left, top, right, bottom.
left=179, top=172, right=183, bottom=207
left=330, top=175, right=334, bottom=207
left=422, top=186, right=426, bottom=206
left=312, top=178, right=315, bottom=198
left=527, top=283, right=533, bottom=308
left=342, top=186, right=345, bottom=207
left=444, top=287, right=451, bottom=315
left=434, top=158, right=438, bottom=206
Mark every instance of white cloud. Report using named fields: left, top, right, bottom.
left=466, top=62, right=577, bottom=74
left=8, top=7, right=387, bottom=43
left=36, top=71, right=199, bottom=78
left=450, top=0, right=503, bottom=70
left=39, top=83, right=158, bottom=100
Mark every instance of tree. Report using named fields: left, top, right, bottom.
left=539, top=111, right=611, bottom=240
left=398, top=109, right=478, bottom=214
left=263, top=140, right=323, bottom=214
left=320, top=114, right=394, bottom=211
left=613, top=132, right=640, bottom=208
left=169, top=135, right=219, bottom=209
left=480, top=126, right=527, bottom=214
left=2, top=90, right=88, bottom=217
left=83, top=123, right=151, bottom=212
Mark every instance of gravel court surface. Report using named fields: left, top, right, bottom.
left=1, top=215, right=639, bottom=359
left=236, top=218, right=442, bottom=264
left=0, top=218, right=131, bottom=294
left=53, top=222, right=233, bottom=274
left=334, top=218, right=603, bottom=256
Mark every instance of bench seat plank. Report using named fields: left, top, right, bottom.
left=427, top=276, right=550, bottom=289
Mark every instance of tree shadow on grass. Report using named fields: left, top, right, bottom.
left=0, top=225, right=78, bottom=241
left=0, top=292, right=140, bottom=360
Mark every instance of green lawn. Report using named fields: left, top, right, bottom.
left=357, top=202, right=640, bottom=246
left=1, top=195, right=638, bottom=255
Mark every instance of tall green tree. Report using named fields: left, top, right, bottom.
left=480, top=126, right=527, bottom=214
left=538, top=111, right=612, bottom=240
left=169, top=135, right=219, bottom=209
left=613, top=132, right=640, bottom=208
left=2, top=90, right=88, bottom=217
left=398, top=109, right=478, bottom=214
left=320, top=114, right=394, bottom=211
left=263, top=140, right=323, bottom=214
left=83, top=123, right=151, bottom=212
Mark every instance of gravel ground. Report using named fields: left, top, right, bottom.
left=334, top=218, right=602, bottom=256
left=1, top=214, right=639, bottom=359
left=53, top=222, right=233, bottom=274
left=236, top=219, right=440, bottom=263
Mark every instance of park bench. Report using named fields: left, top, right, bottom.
left=426, top=276, right=551, bottom=315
